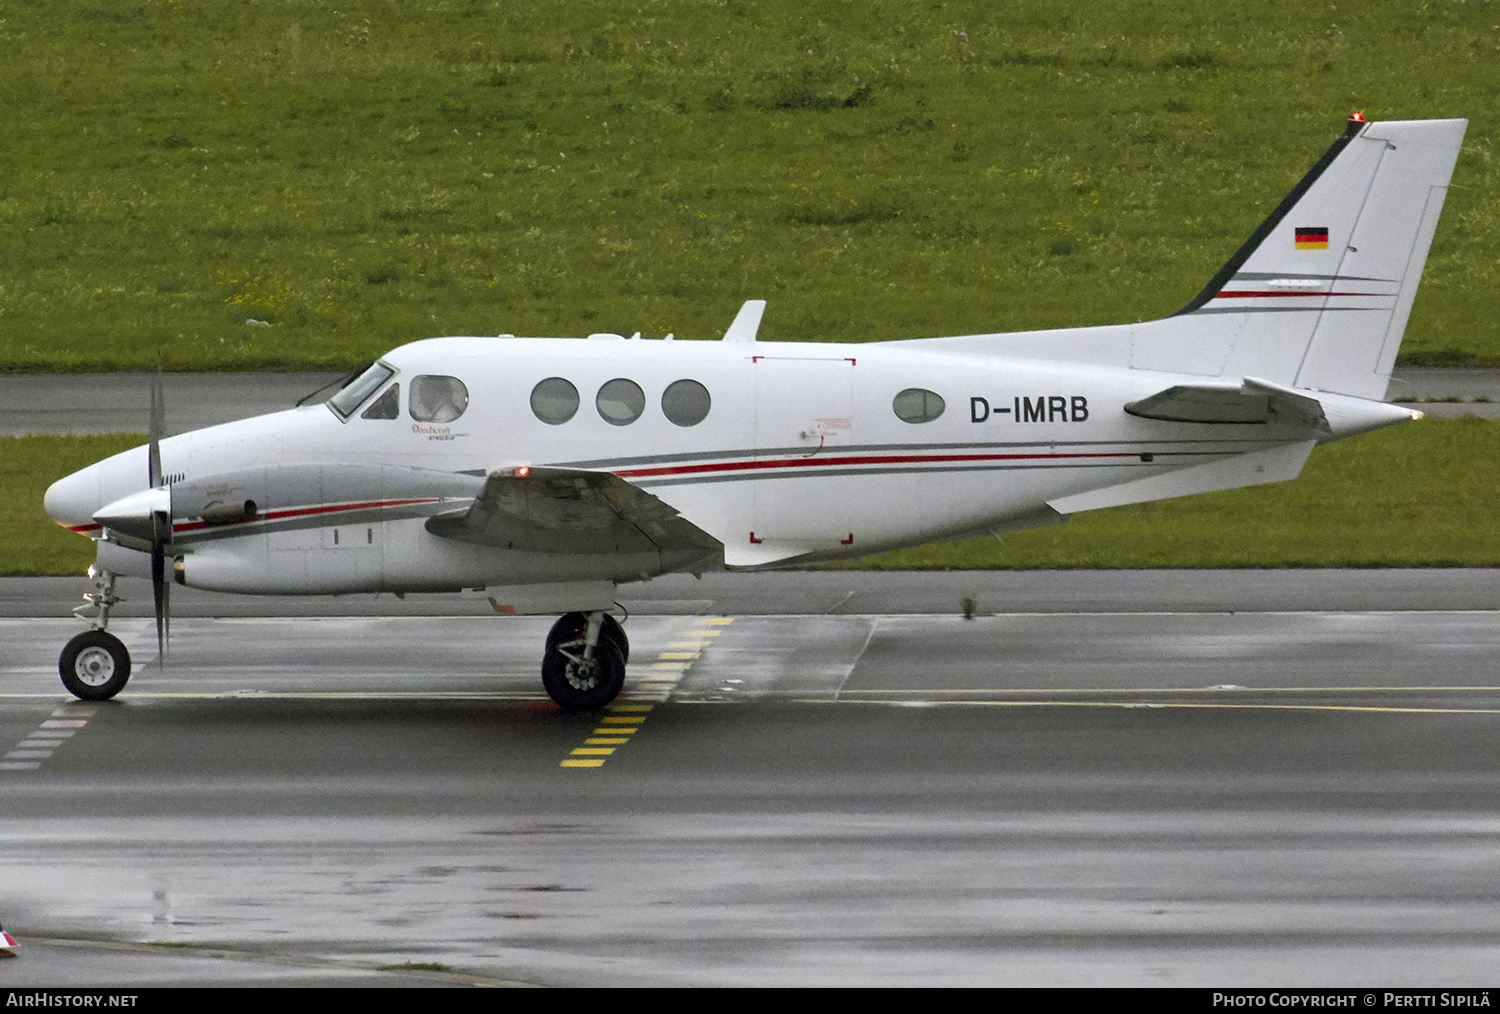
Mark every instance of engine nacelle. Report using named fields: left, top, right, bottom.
left=94, top=538, right=154, bottom=579
left=174, top=517, right=667, bottom=596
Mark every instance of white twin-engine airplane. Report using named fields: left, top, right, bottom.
left=44, top=115, right=1465, bottom=709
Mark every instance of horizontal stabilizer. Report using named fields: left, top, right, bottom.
left=425, top=467, right=723, bottom=575
left=1126, top=376, right=1328, bottom=431
left=1125, top=376, right=1419, bottom=438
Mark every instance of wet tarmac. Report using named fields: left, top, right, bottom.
left=3, top=571, right=1500, bottom=986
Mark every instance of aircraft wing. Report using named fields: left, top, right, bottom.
left=424, top=467, right=724, bottom=574
left=1125, top=376, right=1330, bottom=432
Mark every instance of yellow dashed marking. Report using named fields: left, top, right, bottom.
left=561, top=617, right=730, bottom=769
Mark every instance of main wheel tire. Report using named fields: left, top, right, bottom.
left=546, top=611, right=629, bottom=665
left=541, top=636, right=625, bottom=711
left=59, top=630, right=131, bottom=701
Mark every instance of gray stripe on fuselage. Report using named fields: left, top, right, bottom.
left=557, top=437, right=1278, bottom=471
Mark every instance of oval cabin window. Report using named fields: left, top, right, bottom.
left=596, top=378, right=646, bottom=426
left=892, top=388, right=945, bottom=424
left=531, top=377, right=580, bottom=424
left=409, top=375, right=469, bottom=423
left=661, top=379, right=711, bottom=427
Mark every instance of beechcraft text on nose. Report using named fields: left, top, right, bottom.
left=971, top=396, right=1090, bottom=423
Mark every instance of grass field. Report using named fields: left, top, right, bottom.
left=2, top=433, right=145, bottom=576
left=1, top=1, right=1497, bottom=372
left=8, top=418, right=1499, bottom=576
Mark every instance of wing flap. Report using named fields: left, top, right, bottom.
left=425, top=467, right=724, bottom=574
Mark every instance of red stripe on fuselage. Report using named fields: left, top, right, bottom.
left=170, top=498, right=440, bottom=535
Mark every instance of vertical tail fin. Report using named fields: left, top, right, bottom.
left=1166, top=116, right=1466, bottom=399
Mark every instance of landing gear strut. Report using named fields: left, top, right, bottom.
left=59, top=568, right=132, bottom=701
left=542, top=611, right=629, bottom=711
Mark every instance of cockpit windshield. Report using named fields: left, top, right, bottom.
left=328, top=362, right=395, bottom=419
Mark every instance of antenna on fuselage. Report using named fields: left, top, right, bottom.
left=722, top=300, right=766, bottom=343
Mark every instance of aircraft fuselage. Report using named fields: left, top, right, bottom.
left=46, top=333, right=1397, bottom=596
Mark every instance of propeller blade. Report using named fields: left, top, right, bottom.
left=151, top=509, right=168, bottom=664
left=148, top=363, right=169, bottom=664
left=148, top=365, right=164, bottom=489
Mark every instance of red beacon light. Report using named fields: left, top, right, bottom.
left=1350, top=110, right=1365, bottom=122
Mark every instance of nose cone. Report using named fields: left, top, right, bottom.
left=44, top=442, right=152, bottom=535
left=92, top=487, right=172, bottom=542
left=44, top=467, right=102, bottom=532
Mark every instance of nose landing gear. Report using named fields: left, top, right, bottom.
left=60, top=629, right=131, bottom=701
left=60, top=568, right=132, bottom=701
left=542, top=610, right=629, bottom=711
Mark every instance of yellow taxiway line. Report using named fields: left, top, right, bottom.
left=560, top=617, right=733, bottom=769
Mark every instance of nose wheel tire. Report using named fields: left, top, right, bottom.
left=542, top=637, right=625, bottom=711
left=59, top=630, right=131, bottom=701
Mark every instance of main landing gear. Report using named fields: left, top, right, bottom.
left=542, top=611, right=629, bottom=711
left=59, top=569, right=132, bottom=701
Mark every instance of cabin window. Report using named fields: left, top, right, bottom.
left=409, top=375, right=469, bottom=423
left=328, top=362, right=394, bottom=419
left=596, top=378, right=646, bottom=426
left=893, top=388, right=945, bottom=424
left=661, top=379, right=711, bottom=427
left=360, top=383, right=400, bottom=420
left=531, top=377, right=580, bottom=424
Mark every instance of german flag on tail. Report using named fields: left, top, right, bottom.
left=1295, top=227, right=1329, bottom=250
